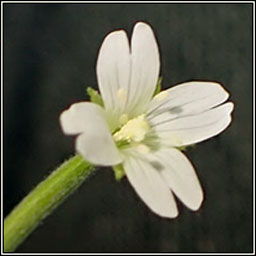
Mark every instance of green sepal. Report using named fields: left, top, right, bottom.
left=177, top=144, right=196, bottom=151
left=154, top=77, right=163, bottom=96
left=87, top=87, right=104, bottom=107
left=112, top=164, right=126, bottom=181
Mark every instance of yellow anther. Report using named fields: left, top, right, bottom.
left=117, top=88, right=127, bottom=103
left=136, top=144, right=150, bottom=154
left=155, top=91, right=168, bottom=101
left=170, top=133, right=182, bottom=146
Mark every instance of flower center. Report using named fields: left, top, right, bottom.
left=113, top=114, right=150, bottom=143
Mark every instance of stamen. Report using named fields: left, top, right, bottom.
left=113, top=114, right=150, bottom=144
left=117, top=88, right=127, bottom=103
left=119, top=113, right=129, bottom=126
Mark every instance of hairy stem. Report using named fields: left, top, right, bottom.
left=4, top=154, right=95, bottom=252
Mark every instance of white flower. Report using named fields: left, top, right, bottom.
left=60, top=22, right=234, bottom=218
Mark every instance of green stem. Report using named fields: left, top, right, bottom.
left=4, top=154, right=95, bottom=252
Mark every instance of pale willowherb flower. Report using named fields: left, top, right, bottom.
left=60, top=22, right=234, bottom=218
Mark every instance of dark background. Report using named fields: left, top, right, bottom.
left=3, top=3, right=253, bottom=253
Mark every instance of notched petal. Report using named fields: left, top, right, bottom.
left=124, top=154, right=178, bottom=218
left=60, top=102, right=92, bottom=135
left=151, top=148, right=204, bottom=211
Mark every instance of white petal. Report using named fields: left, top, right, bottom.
left=152, top=148, right=203, bottom=210
left=147, top=81, right=230, bottom=122
left=123, top=152, right=178, bottom=218
left=76, top=132, right=121, bottom=166
left=127, top=22, right=160, bottom=115
left=60, top=102, right=122, bottom=166
left=96, top=30, right=130, bottom=114
left=151, top=102, right=234, bottom=147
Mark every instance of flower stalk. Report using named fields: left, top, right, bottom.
left=4, top=155, right=95, bottom=252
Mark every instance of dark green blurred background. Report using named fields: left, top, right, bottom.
left=3, top=3, right=253, bottom=253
